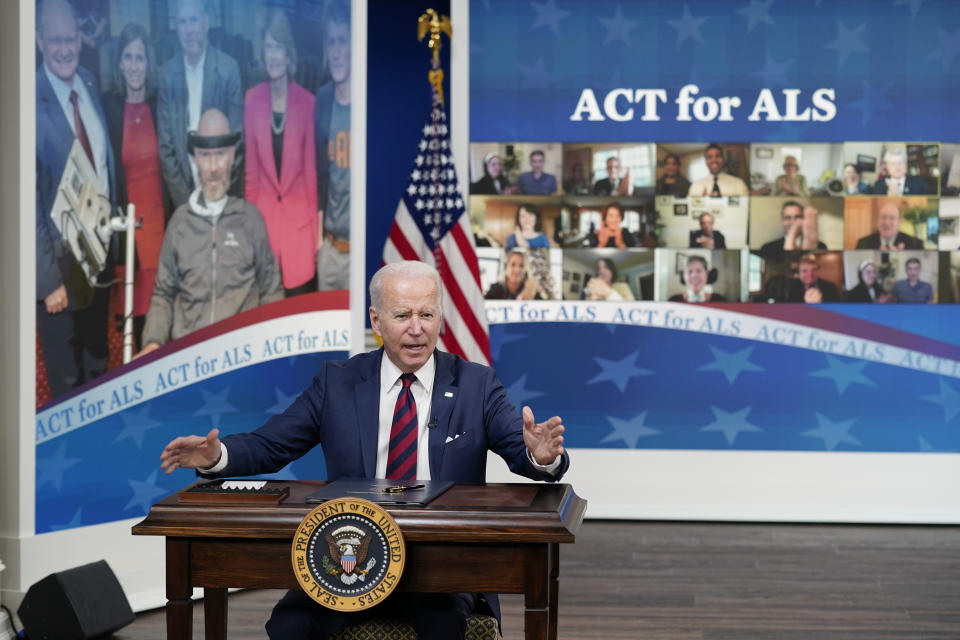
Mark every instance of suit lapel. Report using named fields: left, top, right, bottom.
left=428, top=351, right=458, bottom=477
left=355, top=350, right=382, bottom=478
left=278, top=85, right=299, bottom=194
left=201, top=47, right=216, bottom=113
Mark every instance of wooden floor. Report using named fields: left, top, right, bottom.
left=112, top=520, right=960, bottom=639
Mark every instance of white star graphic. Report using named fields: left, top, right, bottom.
left=586, top=351, right=653, bottom=393
left=750, top=54, right=792, bottom=86
left=531, top=0, right=570, bottom=35
left=668, top=4, right=708, bottom=46
left=846, top=80, right=894, bottom=126
left=517, top=57, right=556, bottom=92
left=114, top=405, right=165, bottom=449
left=124, top=469, right=169, bottom=513
left=266, top=387, right=300, bottom=416
left=598, top=5, right=639, bottom=46
left=505, top=373, right=547, bottom=406
left=601, top=411, right=661, bottom=448
left=894, top=0, right=925, bottom=18
left=700, top=406, right=762, bottom=446
left=824, top=21, right=868, bottom=64
left=809, top=355, right=876, bottom=395
left=801, top=413, right=861, bottom=451
left=737, top=0, right=775, bottom=33
left=921, top=379, right=960, bottom=422
left=926, top=26, right=960, bottom=73
left=192, top=387, right=238, bottom=430
left=698, top=345, right=764, bottom=385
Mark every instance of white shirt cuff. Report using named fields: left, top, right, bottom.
left=200, top=443, right=229, bottom=474
left=527, top=448, right=561, bottom=475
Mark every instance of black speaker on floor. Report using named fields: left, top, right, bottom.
left=17, top=560, right=134, bottom=639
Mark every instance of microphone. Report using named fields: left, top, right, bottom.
left=427, top=416, right=438, bottom=429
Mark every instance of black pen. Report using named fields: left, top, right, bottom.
left=382, top=484, right=425, bottom=493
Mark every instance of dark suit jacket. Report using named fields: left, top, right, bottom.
left=756, top=238, right=826, bottom=262
left=216, top=348, right=570, bottom=623
left=872, top=175, right=927, bottom=195
left=786, top=278, right=840, bottom=303
left=36, top=66, right=116, bottom=303
left=689, top=230, right=726, bottom=249
left=855, top=231, right=924, bottom=250
left=156, top=45, right=243, bottom=207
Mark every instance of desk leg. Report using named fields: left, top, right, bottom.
left=523, top=545, right=550, bottom=640
left=548, top=543, right=559, bottom=640
left=166, top=538, right=192, bottom=640
left=204, top=588, right=228, bottom=640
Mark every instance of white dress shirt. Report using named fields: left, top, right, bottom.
left=44, top=64, right=109, bottom=196
left=377, top=352, right=435, bottom=479
left=185, top=49, right=206, bottom=187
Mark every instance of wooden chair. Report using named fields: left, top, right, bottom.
left=330, top=614, right=500, bottom=640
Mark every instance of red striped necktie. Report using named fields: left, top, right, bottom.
left=386, top=373, right=418, bottom=480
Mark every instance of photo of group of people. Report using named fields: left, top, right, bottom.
left=470, top=141, right=960, bottom=306
left=35, top=0, right=351, bottom=404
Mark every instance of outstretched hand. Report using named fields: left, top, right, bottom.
left=522, top=406, right=565, bottom=466
left=160, top=428, right=222, bottom=475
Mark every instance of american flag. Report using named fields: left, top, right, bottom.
left=382, top=85, right=491, bottom=365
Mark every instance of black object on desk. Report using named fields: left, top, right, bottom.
left=306, top=478, right=454, bottom=506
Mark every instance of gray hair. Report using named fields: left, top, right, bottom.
left=36, top=0, right=77, bottom=36
left=369, top=261, right=443, bottom=312
left=883, top=148, right=907, bottom=163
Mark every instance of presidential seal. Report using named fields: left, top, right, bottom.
left=291, top=497, right=405, bottom=611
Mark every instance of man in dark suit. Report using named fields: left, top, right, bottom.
left=36, top=0, right=116, bottom=397
left=785, top=253, right=840, bottom=303
left=855, top=200, right=924, bottom=250
left=689, top=212, right=726, bottom=249
left=593, top=156, right=632, bottom=196
left=157, top=0, right=243, bottom=207
left=160, top=261, right=569, bottom=640
left=757, top=201, right=826, bottom=262
left=872, top=149, right=927, bottom=195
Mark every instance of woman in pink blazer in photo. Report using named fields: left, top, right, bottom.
left=244, top=9, right=318, bottom=296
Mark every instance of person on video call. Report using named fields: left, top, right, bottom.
left=689, top=212, right=726, bottom=249
left=505, top=203, right=550, bottom=249
left=872, top=149, right=927, bottom=195
left=158, top=260, right=569, bottom=640
left=593, top=156, right=632, bottom=196
left=772, top=155, right=809, bottom=197
left=517, top=149, right=558, bottom=195
left=688, top=143, right=748, bottom=197
left=757, top=201, right=827, bottom=262
left=485, top=248, right=550, bottom=300
left=843, top=163, right=871, bottom=195
left=590, top=203, right=637, bottom=248
left=582, top=257, right=635, bottom=301
left=656, top=152, right=691, bottom=197
left=785, top=253, right=840, bottom=303
left=669, top=255, right=727, bottom=303
left=892, top=257, right=934, bottom=303
left=855, top=200, right=924, bottom=250
left=470, top=151, right=515, bottom=195
left=844, top=259, right=891, bottom=302
left=139, top=109, right=281, bottom=355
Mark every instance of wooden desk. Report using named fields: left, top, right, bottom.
left=132, top=482, right=585, bottom=640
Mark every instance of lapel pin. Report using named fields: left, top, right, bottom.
left=444, top=391, right=453, bottom=398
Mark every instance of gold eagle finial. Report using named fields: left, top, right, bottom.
left=417, top=8, right=452, bottom=106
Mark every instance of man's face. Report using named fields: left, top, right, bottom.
left=705, top=148, right=724, bottom=175
left=877, top=203, right=901, bottom=237
left=326, top=21, right=350, bottom=85
left=781, top=204, right=803, bottom=234
left=699, top=214, right=714, bottom=235
left=176, top=1, right=209, bottom=61
left=369, top=275, right=441, bottom=374
left=885, top=154, right=907, bottom=180
left=195, top=146, right=234, bottom=201
left=606, top=157, right=620, bottom=180
left=37, top=6, right=81, bottom=83
left=530, top=153, right=545, bottom=175
left=663, top=155, right=679, bottom=176
left=799, top=262, right=819, bottom=286
left=906, top=262, right=921, bottom=281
